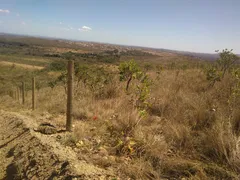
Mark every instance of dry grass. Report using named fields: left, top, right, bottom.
left=0, top=61, right=44, bottom=70
left=1, top=62, right=240, bottom=179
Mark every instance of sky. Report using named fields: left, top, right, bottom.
left=0, top=0, right=240, bottom=53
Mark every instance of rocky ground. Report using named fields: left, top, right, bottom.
left=0, top=110, right=117, bottom=180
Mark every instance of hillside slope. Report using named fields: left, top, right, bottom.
left=0, top=110, right=116, bottom=179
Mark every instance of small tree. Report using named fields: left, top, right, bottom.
left=206, top=49, right=239, bottom=87
left=119, top=60, right=152, bottom=110
left=119, top=60, right=142, bottom=91
left=48, top=71, right=67, bottom=93
left=216, top=49, right=239, bottom=78
left=74, top=64, right=90, bottom=87
left=206, top=66, right=221, bottom=87
left=47, top=61, right=66, bottom=71
left=135, top=75, right=152, bottom=109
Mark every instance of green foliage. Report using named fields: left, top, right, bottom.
left=47, top=61, right=66, bottom=71
left=62, top=51, right=75, bottom=60
left=75, top=63, right=114, bottom=98
left=119, top=60, right=142, bottom=91
left=135, top=75, right=152, bottom=110
left=206, top=66, right=221, bottom=86
left=74, top=64, right=90, bottom=86
left=48, top=71, right=67, bottom=92
left=48, top=81, right=56, bottom=89
left=206, top=49, right=239, bottom=87
left=119, top=60, right=152, bottom=109
left=216, top=49, right=239, bottom=77
left=85, top=67, right=113, bottom=94
left=229, top=68, right=240, bottom=104
left=97, top=54, right=120, bottom=64
left=48, top=62, right=114, bottom=98
left=119, top=60, right=141, bottom=80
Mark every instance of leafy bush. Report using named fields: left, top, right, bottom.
left=216, top=49, right=239, bottom=77
left=119, top=60, right=152, bottom=109
left=135, top=75, right=152, bottom=110
left=75, top=64, right=114, bottom=98
left=205, top=66, right=221, bottom=86
left=119, top=60, right=142, bottom=91
left=206, top=49, right=239, bottom=87
left=97, top=55, right=120, bottom=64
left=48, top=71, right=67, bottom=92
left=47, top=61, right=66, bottom=71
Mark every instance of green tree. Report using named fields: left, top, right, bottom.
left=119, top=60, right=142, bottom=91
left=216, top=49, right=239, bottom=78
left=206, top=49, right=239, bottom=87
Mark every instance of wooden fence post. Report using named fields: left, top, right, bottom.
left=66, top=60, right=74, bottom=131
left=32, top=77, right=35, bottom=110
left=22, top=82, right=25, bottom=105
left=17, top=87, right=20, bottom=102
left=19, top=87, right=21, bottom=103
left=16, top=87, right=19, bottom=102
left=9, top=90, right=13, bottom=98
left=14, top=89, right=17, bottom=100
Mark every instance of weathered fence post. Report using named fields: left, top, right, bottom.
left=22, top=82, right=25, bottom=105
left=66, top=60, right=74, bottom=131
left=9, top=90, right=13, bottom=98
left=19, top=87, right=21, bottom=103
left=17, top=87, right=20, bottom=102
left=16, top=87, right=19, bottom=102
left=14, top=89, right=17, bottom=100
left=32, top=77, right=35, bottom=110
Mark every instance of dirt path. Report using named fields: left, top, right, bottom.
left=0, top=61, right=44, bottom=70
left=0, top=110, right=116, bottom=180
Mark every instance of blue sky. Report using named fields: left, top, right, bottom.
left=0, top=0, right=239, bottom=53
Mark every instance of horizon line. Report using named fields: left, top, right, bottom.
left=0, top=32, right=238, bottom=55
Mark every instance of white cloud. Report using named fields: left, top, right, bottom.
left=0, top=9, right=10, bottom=13
left=59, top=22, right=62, bottom=25
left=21, top=21, right=26, bottom=25
left=78, top=26, right=92, bottom=32
left=16, top=13, right=20, bottom=17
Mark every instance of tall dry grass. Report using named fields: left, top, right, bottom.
left=1, top=64, right=239, bottom=179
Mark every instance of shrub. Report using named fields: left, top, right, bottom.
left=48, top=71, right=67, bottom=93
left=75, top=64, right=114, bottom=98
left=119, top=60, right=152, bottom=109
left=216, top=49, right=239, bottom=77
left=206, top=49, right=239, bottom=87
left=47, top=61, right=66, bottom=71
left=119, top=60, right=142, bottom=91
left=135, top=75, right=152, bottom=110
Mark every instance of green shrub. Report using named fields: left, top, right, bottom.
left=119, top=60, right=152, bottom=109
left=119, top=60, right=142, bottom=91
left=47, top=61, right=66, bottom=71
left=205, top=49, right=239, bottom=87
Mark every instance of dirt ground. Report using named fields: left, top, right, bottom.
left=0, top=61, right=44, bottom=70
left=0, top=110, right=116, bottom=180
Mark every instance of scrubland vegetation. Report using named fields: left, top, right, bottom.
left=0, top=36, right=240, bottom=179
